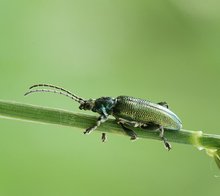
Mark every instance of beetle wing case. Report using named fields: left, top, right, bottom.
left=113, top=96, right=182, bottom=130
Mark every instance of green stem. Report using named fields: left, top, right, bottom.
left=0, top=99, right=220, bottom=168
left=0, top=100, right=220, bottom=148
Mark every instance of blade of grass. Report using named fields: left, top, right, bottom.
left=0, top=99, right=220, bottom=168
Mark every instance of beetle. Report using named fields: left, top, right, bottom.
left=24, top=84, right=182, bottom=150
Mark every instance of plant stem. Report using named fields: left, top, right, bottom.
left=0, top=100, right=220, bottom=150
left=1, top=99, right=220, bottom=169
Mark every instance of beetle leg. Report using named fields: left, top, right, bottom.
left=84, top=115, right=108, bottom=134
left=117, top=118, right=140, bottom=127
left=118, top=122, right=138, bottom=140
left=141, top=123, right=158, bottom=130
left=159, top=126, right=171, bottom=150
left=158, top=102, right=169, bottom=108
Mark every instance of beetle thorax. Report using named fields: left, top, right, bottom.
left=92, top=97, right=116, bottom=115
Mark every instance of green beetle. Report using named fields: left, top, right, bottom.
left=25, top=84, right=182, bottom=150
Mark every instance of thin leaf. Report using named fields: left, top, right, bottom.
left=0, top=99, right=220, bottom=170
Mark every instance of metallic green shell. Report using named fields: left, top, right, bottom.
left=113, top=96, right=182, bottom=130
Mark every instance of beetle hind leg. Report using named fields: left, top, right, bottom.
left=158, top=102, right=169, bottom=108
left=159, top=126, right=171, bottom=150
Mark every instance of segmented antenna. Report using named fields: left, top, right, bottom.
left=24, top=84, right=85, bottom=104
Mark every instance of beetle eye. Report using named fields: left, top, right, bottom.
left=85, top=103, right=92, bottom=110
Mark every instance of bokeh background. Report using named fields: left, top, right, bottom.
left=0, top=0, right=220, bottom=195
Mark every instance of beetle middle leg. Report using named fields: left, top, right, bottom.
left=117, top=120, right=138, bottom=140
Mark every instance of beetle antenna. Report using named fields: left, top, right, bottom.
left=27, top=84, right=85, bottom=103
left=29, top=84, right=77, bottom=97
left=24, top=88, right=85, bottom=104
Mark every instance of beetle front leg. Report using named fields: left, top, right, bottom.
left=84, top=115, right=108, bottom=134
left=159, top=126, right=171, bottom=150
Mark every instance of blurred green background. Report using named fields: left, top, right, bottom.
left=0, top=0, right=220, bottom=195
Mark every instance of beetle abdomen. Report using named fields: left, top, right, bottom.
left=113, top=96, right=182, bottom=130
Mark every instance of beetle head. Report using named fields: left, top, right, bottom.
left=79, top=99, right=95, bottom=111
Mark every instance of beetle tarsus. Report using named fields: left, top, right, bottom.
left=164, top=139, right=172, bottom=151
left=119, top=122, right=138, bottom=140
left=130, top=135, right=137, bottom=140
left=84, top=126, right=97, bottom=134
left=84, top=128, right=93, bottom=134
left=101, top=133, right=107, bottom=142
left=159, top=126, right=171, bottom=150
